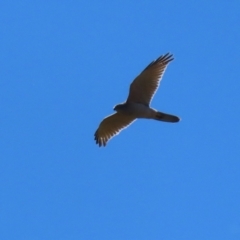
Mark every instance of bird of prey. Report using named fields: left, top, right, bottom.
left=94, top=53, right=180, bottom=147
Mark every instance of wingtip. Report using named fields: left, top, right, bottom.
left=94, top=131, right=107, bottom=147
left=160, top=52, right=174, bottom=62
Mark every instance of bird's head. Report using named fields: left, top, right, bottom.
left=113, top=103, right=126, bottom=112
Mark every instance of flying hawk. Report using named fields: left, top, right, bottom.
left=94, top=53, right=180, bottom=147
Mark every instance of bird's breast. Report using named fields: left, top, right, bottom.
left=126, top=102, right=155, bottom=119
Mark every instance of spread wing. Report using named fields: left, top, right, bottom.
left=94, top=113, right=136, bottom=147
left=127, top=53, right=174, bottom=106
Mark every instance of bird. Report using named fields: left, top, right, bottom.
left=94, top=53, right=180, bottom=147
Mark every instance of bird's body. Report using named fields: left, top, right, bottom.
left=94, top=53, right=180, bottom=147
left=114, top=102, right=155, bottom=119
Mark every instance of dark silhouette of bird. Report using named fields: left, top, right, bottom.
left=94, top=53, right=180, bottom=147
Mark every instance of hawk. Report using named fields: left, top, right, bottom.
left=94, top=53, right=180, bottom=147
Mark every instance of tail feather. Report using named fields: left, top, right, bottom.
left=155, top=111, right=180, bottom=123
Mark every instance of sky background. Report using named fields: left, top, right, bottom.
left=0, top=1, right=240, bottom=239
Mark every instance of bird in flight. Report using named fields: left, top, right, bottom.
left=94, top=53, right=180, bottom=147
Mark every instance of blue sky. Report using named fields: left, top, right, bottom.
left=1, top=1, right=240, bottom=239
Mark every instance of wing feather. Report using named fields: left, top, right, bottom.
left=94, top=113, right=136, bottom=147
left=127, top=53, right=174, bottom=106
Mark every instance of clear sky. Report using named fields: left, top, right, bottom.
left=1, top=1, right=240, bottom=239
